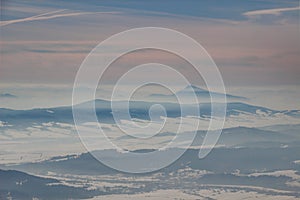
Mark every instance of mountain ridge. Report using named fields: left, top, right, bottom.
left=149, top=84, right=247, bottom=100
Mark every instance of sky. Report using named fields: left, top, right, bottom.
left=0, top=0, right=300, bottom=109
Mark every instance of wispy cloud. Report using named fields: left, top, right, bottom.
left=0, top=9, right=119, bottom=27
left=243, top=6, right=300, bottom=17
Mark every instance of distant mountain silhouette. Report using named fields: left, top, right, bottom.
left=1, top=98, right=299, bottom=129
left=150, top=85, right=246, bottom=100
left=0, top=93, right=17, bottom=98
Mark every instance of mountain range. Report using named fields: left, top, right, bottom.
left=1, top=98, right=298, bottom=129
left=150, top=85, right=247, bottom=100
